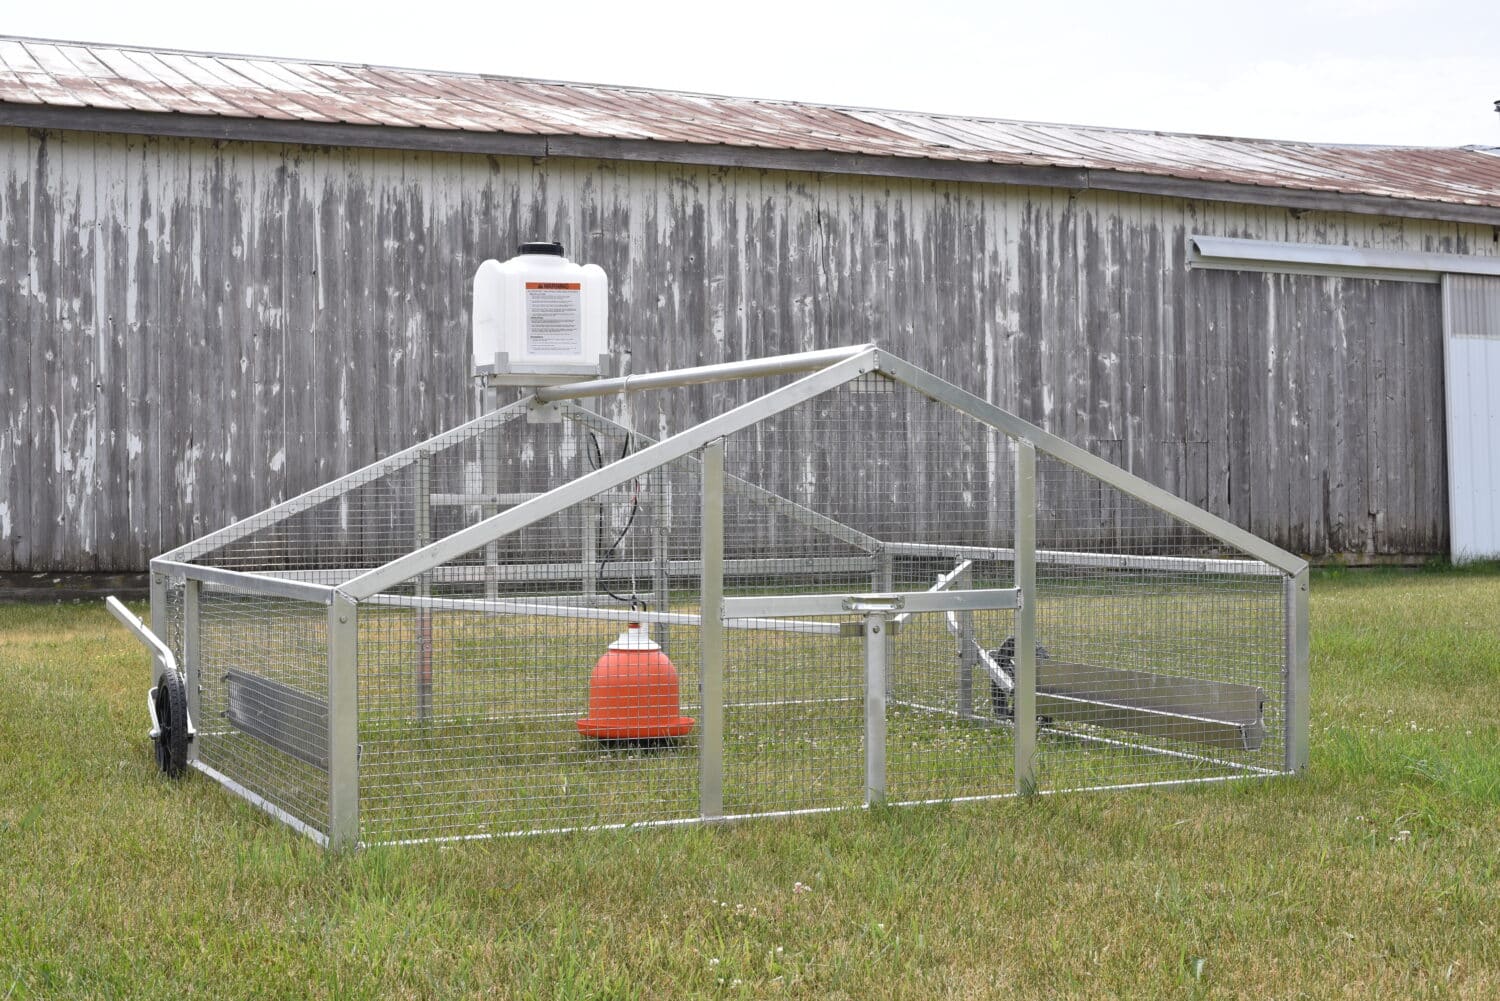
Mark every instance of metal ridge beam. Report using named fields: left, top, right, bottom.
left=534, top=345, right=875, bottom=403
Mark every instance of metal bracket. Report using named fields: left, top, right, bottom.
left=843, top=593, right=905, bottom=613
left=477, top=351, right=611, bottom=388
left=526, top=399, right=564, bottom=424
left=145, top=684, right=198, bottom=741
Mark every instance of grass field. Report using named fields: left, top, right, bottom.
left=1, top=565, right=1497, bottom=998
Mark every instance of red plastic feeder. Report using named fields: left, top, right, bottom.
left=577, top=623, right=696, bottom=740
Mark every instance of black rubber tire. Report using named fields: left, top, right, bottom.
left=988, top=636, right=1051, bottom=723
left=989, top=677, right=1013, bottom=719
left=153, top=669, right=190, bottom=778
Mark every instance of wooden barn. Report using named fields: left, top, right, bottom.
left=2, top=36, right=1499, bottom=573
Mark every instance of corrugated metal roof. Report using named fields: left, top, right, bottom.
left=3, top=35, right=1499, bottom=211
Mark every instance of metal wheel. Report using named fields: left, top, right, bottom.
left=153, top=669, right=190, bottom=778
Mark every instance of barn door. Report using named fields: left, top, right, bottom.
left=1441, top=275, right=1500, bottom=561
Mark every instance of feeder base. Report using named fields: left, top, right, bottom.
left=576, top=716, right=696, bottom=741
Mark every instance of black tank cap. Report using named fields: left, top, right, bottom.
left=519, top=242, right=565, bottom=256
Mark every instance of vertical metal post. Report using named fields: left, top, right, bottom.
left=865, top=612, right=887, bottom=805
left=875, top=550, right=895, bottom=699
left=654, top=483, right=673, bottom=658
left=414, top=449, right=432, bottom=721
left=1284, top=567, right=1311, bottom=773
left=149, top=571, right=167, bottom=686
left=182, top=577, right=202, bottom=762
left=955, top=563, right=975, bottom=719
left=581, top=398, right=600, bottom=600
left=1013, top=440, right=1038, bottom=795
left=699, top=438, right=725, bottom=820
left=582, top=500, right=599, bottom=599
left=481, top=387, right=500, bottom=602
left=327, top=590, right=360, bottom=851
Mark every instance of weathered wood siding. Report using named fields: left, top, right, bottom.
left=1, top=125, right=1487, bottom=569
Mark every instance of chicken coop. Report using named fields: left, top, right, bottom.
left=115, top=343, right=1309, bottom=849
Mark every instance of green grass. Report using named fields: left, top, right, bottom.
left=2, top=565, right=1498, bottom=998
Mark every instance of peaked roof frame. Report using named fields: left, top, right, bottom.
left=322, top=345, right=1305, bottom=601
left=152, top=344, right=1307, bottom=600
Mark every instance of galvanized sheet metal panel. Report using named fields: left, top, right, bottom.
left=1441, top=275, right=1500, bottom=561
left=2, top=36, right=1500, bottom=212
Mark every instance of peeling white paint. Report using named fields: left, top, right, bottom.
left=0, top=129, right=1475, bottom=571
left=174, top=444, right=203, bottom=506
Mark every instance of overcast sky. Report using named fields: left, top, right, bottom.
left=9, top=0, right=1500, bottom=147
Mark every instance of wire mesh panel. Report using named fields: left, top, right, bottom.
left=1025, top=454, right=1287, bottom=792
left=175, top=403, right=553, bottom=585
left=716, top=380, right=1025, bottom=811
left=193, top=583, right=331, bottom=836
left=356, top=452, right=705, bottom=843
left=885, top=559, right=1018, bottom=804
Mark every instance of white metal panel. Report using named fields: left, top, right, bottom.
left=1191, top=236, right=1500, bottom=283
left=1441, top=275, right=1500, bottom=561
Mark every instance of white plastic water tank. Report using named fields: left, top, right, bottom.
left=471, top=242, right=608, bottom=382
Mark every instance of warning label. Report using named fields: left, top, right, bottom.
left=525, top=281, right=583, bottom=356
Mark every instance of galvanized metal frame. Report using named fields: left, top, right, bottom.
left=143, top=344, right=1310, bottom=848
left=1285, top=568, right=1311, bottom=773
left=151, top=558, right=336, bottom=604
left=147, top=570, right=168, bottom=690
left=722, top=588, right=1019, bottom=619
left=327, top=590, right=360, bottom=851
left=949, top=562, right=977, bottom=719
left=700, top=437, right=726, bottom=820
left=880, top=540, right=1280, bottom=577
left=864, top=612, right=887, bottom=805
left=1013, top=440, right=1038, bottom=794
left=264, top=556, right=879, bottom=585
left=366, top=592, right=848, bottom=637
left=191, top=761, right=331, bottom=847
left=533, top=345, right=876, bottom=404
left=182, top=578, right=203, bottom=763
